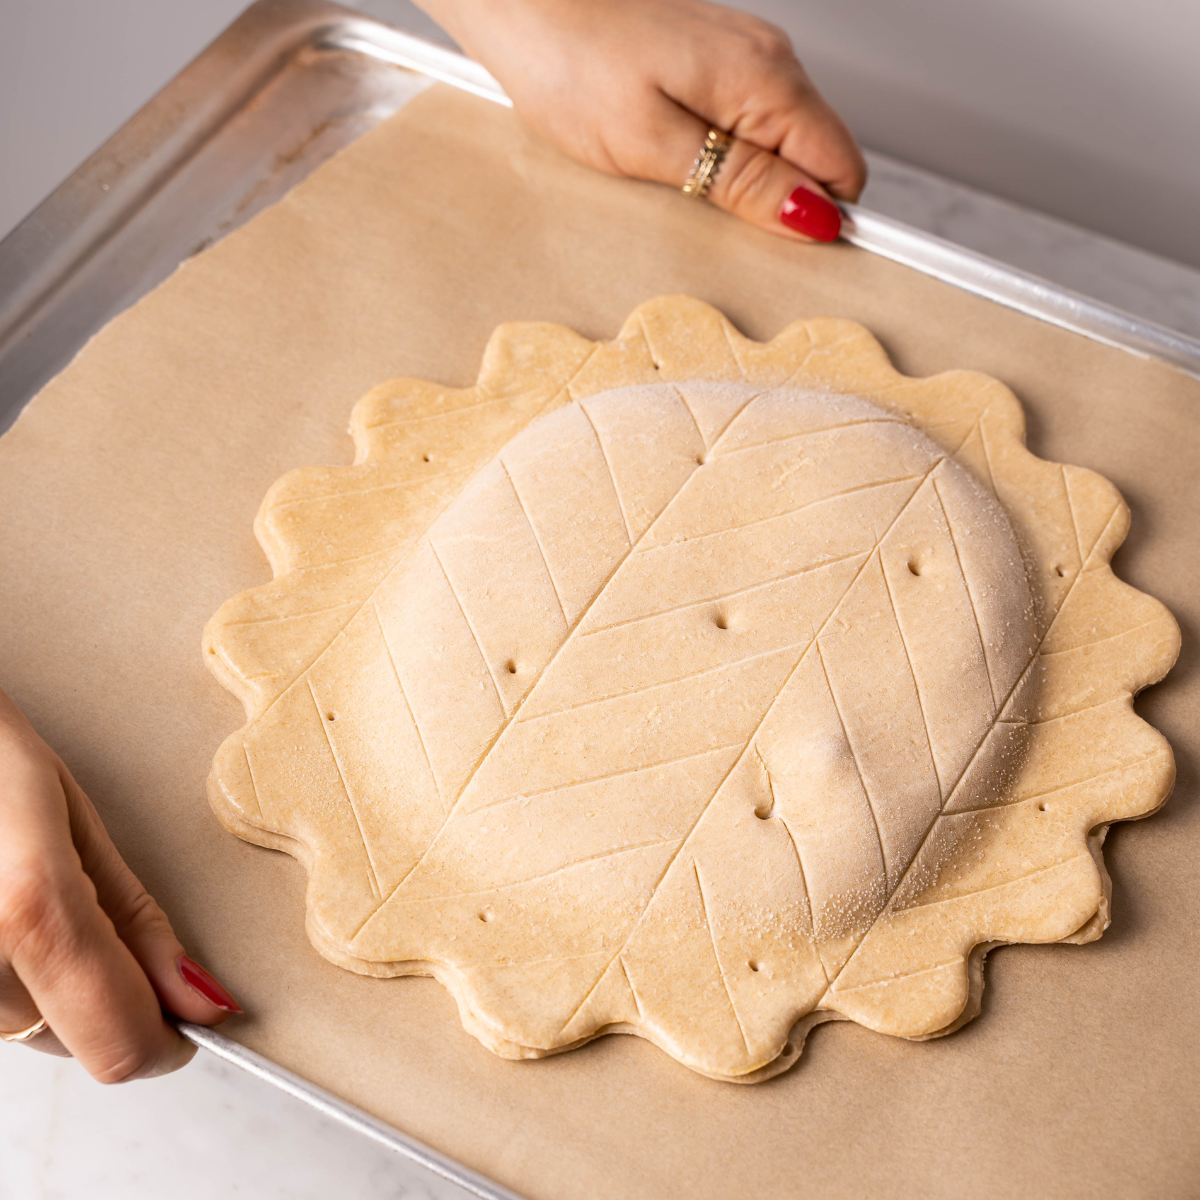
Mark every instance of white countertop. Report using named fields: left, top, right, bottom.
left=2, top=9, right=1198, bottom=1200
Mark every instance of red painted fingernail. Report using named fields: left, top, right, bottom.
left=178, top=955, right=243, bottom=1014
left=780, top=186, right=842, bottom=242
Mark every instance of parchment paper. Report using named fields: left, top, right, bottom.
left=1, top=86, right=1196, bottom=1199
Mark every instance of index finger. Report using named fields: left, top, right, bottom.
left=732, top=76, right=867, bottom=202
left=659, top=27, right=866, bottom=200
left=1, top=765, right=192, bottom=1082
left=7, top=865, right=194, bottom=1081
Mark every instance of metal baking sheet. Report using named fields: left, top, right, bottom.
left=2, top=2, right=1198, bottom=1195
left=178, top=1020, right=524, bottom=1200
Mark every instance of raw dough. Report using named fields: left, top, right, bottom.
left=205, top=296, right=1178, bottom=1082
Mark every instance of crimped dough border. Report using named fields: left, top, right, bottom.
left=204, top=296, right=1179, bottom=1081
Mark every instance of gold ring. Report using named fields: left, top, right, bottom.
left=682, top=128, right=733, bottom=199
left=1, top=1016, right=48, bottom=1043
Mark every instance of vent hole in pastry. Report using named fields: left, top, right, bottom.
left=753, top=800, right=774, bottom=820
left=1037, top=802, right=1047, bottom=812
left=325, top=712, right=336, bottom=721
left=422, top=453, right=431, bottom=463
left=748, top=961, right=760, bottom=973
left=695, top=453, right=706, bottom=466
left=714, top=614, right=728, bottom=630
left=652, top=361, right=661, bottom=370
left=478, top=909, right=494, bottom=922
left=505, top=659, right=517, bottom=674
left=1053, top=564, right=1065, bottom=577
left=907, top=558, right=921, bottom=576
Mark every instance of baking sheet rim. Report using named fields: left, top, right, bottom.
left=177, top=1020, right=526, bottom=1200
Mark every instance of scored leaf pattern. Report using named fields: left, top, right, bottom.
left=206, top=297, right=1179, bottom=1081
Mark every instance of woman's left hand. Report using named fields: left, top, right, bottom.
left=0, top=688, right=240, bottom=1080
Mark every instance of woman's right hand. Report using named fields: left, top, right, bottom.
left=0, top=687, right=239, bottom=1080
left=417, top=0, right=867, bottom=242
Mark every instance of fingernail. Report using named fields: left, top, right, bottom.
left=178, top=955, right=243, bottom=1014
left=780, top=186, right=842, bottom=242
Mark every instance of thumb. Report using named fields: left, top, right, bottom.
left=63, top=774, right=241, bottom=1024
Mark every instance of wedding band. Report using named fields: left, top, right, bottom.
left=682, top=128, right=733, bottom=199
left=1, top=1016, right=48, bottom=1043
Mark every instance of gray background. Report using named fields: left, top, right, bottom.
left=2, top=0, right=1199, bottom=266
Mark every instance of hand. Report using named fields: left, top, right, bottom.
left=416, top=0, right=866, bottom=241
left=0, top=688, right=239, bottom=1081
